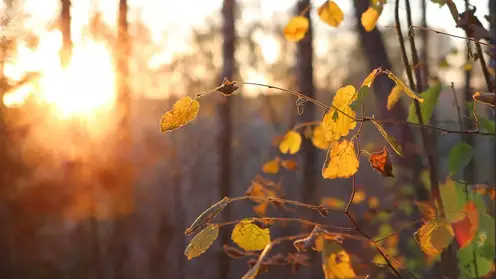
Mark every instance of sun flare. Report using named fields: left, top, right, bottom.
left=3, top=30, right=116, bottom=118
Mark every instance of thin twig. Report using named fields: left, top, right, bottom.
left=409, top=25, right=496, bottom=48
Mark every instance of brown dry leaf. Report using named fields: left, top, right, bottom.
left=216, top=77, right=239, bottom=96
left=368, top=147, right=394, bottom=178
left=473, top=92, right=496, bottom=107
left=281, top=159, right=299, bottom=170
left=284, top=16, right=309, bottom=42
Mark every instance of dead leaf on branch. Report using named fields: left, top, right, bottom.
left=216, top=77, right=239, bottom=96
left=473, top=92, right=496, bottom=107
left=456, top=8, right=490, bottom=42
left=368, top=147, right=394, bottom=178
left=160, top=96, right=200, bottom=132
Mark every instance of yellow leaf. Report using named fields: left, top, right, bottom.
left=463, top=63, right=473, bottom=71
left=387, top=85, right=402, bottom=110
left=283, top=16, right=309, bottom=42
left=322, top=85, right=357, bottom=142
left=361, top=6, right=383, bottom=32
left=321, top=240, right=356, bottom=279
left=262, top=157, right=280, bottom=174
left=352, top=190, right=366, bottom=204
left=322, top=139, right=359, bottom=179
left=384, top=70, right=424, bottom=103
left=362, top=68, right=382, bottom=87
left=232, top=219, right=271, bottom=251
left=160, top=96, right=200, bottom=132
left=184, top=224, right=219, bottom=260
left=317, top=1, right=344, bottom=28
left=321, top=197, right=345, bottom=209
left=311, top=124, right=332, bottom=150
left=370, top=120, right=404, bottom=157
left=414, top=218, right=454, bottom=256
left=279, top=131, right=302, bottom=154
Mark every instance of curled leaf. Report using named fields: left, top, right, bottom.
left=368, top=147, right=394, bottom=178
left=322, top=139, right=359, bottom=179
left=284, top=16, right=309, bottom=42
left=160, top=96, right=200, bottom=132
left=472, top=92, right=496, bottom=107
left=384, top=70, right=424, bottom=103
left=232, top=219, right=271, bottom=251
left=387, top=85, right=402, bottom=110
left=370, top=120, right=404, bottom=156
left=216, top=77, right=239, bottom=96
left=185, top=197, right=229, bottom=235
left=279, top=131, right=302, bottom=154
left=362, top=67, right=382, bottom=87
left=317, top=1, right=344, bottom=28
left=184, top=224, right=219, bottom=259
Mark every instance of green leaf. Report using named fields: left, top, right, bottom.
left=407, top=83, right=442, bottom=124
left=479, top=118, right=495, bottom=134
left=448, top=143, right=474, bottom=175
left=371, top=120, right=404, bottom=156
left=350, top=86, right=369, bottom=111
left=184, top=224, right=219, bottom=260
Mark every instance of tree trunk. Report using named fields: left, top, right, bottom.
left=353, top=0, right=428, bottom=201
left=217, top=1, right=235, bottom=279
left=296, top=0, right=317, bottom=207
left=60, top=0, right=72, bottom=67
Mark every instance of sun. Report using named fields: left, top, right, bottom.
left=3, top=30, right=116, bottom=119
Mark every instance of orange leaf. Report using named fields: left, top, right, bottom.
left=281, top=159, right=299, bottom=170
left=368, top=147, right=394, bottom=177
left=451, top=201, right=479, bottom=248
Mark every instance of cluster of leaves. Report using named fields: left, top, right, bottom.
left=158, top=1, right=496, bottom=278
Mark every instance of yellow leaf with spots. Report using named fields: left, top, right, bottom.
left=321, top=240, right=356, bottom=279
left=384, top=70, right=424, bottom=103
left=160, top=96, right=200, bottom=132
left=284, top=16, right=309, bottom=42
left=322, top=85, right=357, bottom=142
left=387, top=85, right=402, bottom=110
left=262, top=157, right=280, bottom=174
left=414, top=218, right=454, bottom=256
left=232, top=219, right=271, bottom=251
left=318, top=1, right=344, bottom=28
left=279, top=131, right=302, bottom=154
left=361, top=6, right=383, bottom=32
left=311, top=124, right=332, bottom=150
left=322, top=139, right=359, bottom=179
left=184, top=224, right=219, bottom=260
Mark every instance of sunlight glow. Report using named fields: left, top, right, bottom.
left=3, top=31, right=116, bottom=118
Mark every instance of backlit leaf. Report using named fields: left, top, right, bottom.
left=284, top=16, right=309, bottom=42
left=362, top=68, right=382, bottom=87
left=185, top=197, right=229, bottom=235
left=184, top=224, right=219, bottom=259
left=448, top=142, right=473, bottom=175
left=371, top=120, right=404, bottom=156
left=407, top=83, right=442, bottom=124
left=160, top=96, right=200, bottom=132
left=414, top=218, right=454, bottom=256
left=318, top=1, right=344, bottom=28
left=350, top=68, right=381, bottom=110
left=352, top=190, right=366, bottom=204
left=262, top=157, right=280, bottom=174
left=384, top=70, right=424, bottom=103
left=321, top=240, right=356, bottom=279
left=387, top=85, right=402, bottom=110
left=322, top=139, right=359, bottom=179
left=232, top=219, right=271, bottom=251
left=451, top=201, right=479, bottom=248
left=322, top=85, right=357, bottom=142
left=279, top=131, right=302, bottom=154
left=312, top=124, right=332, bottom=150
left=281, top=159, right=299, bottom=170
left=361, top=6, right=383, bottom=32
left=368, top=147, right=394, bottom=177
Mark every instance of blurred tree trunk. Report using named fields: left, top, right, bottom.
left=295, top=0, right=317, bottom=207
left=218, top=1, right=235, bottom=279
left=111, top=1, right=132, bottom=279
left=353, top=0, right=428, bottom=201
left=60, top=0, right=72, bottom=67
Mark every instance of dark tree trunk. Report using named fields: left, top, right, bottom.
left=60, top=0, right=72, bottom=67
left=296, top=0, right=317, bottom=207
left=217, top=1, right=235, bottom=279
left=353, top=0, right=428, bottom=201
